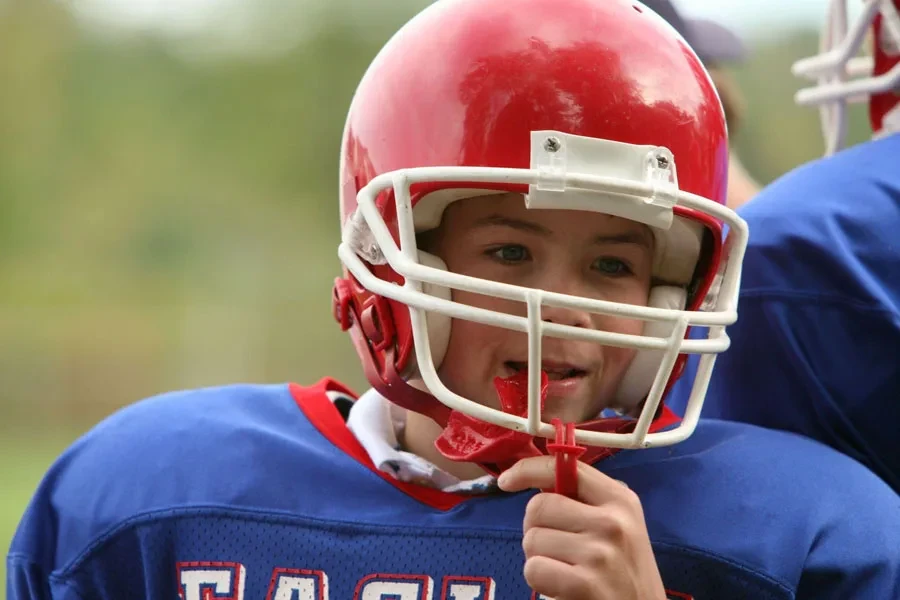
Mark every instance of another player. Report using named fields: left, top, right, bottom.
left=8, top=1, right=900, bottom=599
left=670, top=0, right=900, bottom=494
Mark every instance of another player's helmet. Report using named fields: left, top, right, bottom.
left=333, top=0, right=748, bottom=453
left=793, top=0, right=900, bottom=155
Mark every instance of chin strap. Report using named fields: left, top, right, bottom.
left=434, top=371, right=682, bottom=494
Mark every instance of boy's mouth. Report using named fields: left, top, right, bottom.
left=504, top=361, right=587, bottom=381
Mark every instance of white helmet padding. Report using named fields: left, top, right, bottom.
left=612, top=285, right=687, bottom=410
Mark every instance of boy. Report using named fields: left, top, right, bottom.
left=9, top=1, right=900, bottom=598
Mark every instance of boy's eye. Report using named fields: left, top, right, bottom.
left=489, top=245, right=530, bottom=263
left=593, top=257, right=632, bottom=276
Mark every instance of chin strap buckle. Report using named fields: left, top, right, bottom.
left=546, top=419, right=586, bottom=498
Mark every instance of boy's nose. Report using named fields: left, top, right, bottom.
left=540, top=303, right=593, bottom=329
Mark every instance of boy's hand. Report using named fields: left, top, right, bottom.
left=498, top=457, right=667, bottom=600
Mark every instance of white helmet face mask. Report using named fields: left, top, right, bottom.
left=792, top=0, right=900, bottom=155
left=339, top=131, right=748, bottom=450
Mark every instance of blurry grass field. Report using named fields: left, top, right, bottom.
left=1, top=429, right=84, bottom=600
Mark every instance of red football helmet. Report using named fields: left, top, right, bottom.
left=333, top=0, right=748, bottom=453
left=793, top=0, right=900, bottom=154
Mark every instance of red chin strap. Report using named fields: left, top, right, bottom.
left=434, top=371, right=681, bottom=498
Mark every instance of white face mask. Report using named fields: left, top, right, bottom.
left=792, top=0, right=900, bottom=155
left=339, top=130, right=748, bottom=451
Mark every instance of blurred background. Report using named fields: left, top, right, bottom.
left=0, top=0, right=874, bottom=589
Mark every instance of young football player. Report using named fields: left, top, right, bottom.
left=9, top=1, right=900, bottom=599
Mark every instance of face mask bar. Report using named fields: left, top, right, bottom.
left=793, top=0, right=900, bottom=154
left=339, top=159, right=748, bottom=449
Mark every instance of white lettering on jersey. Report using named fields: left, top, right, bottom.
left=442, top=576, right=495, bottom=600
left=265, top=568, right=328, bottom=600
left=174, top=562, right=690, bottom=599
left=177, top=561, right=246, bottom=600
left=354, top=574, right=434, bottom=599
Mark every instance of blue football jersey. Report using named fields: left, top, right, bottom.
left=7, top=380, right=900, bottom=599
left=668, top=133, right=900, bottom=493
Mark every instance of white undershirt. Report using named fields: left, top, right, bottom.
left=336, top=388, right=497, bottom=495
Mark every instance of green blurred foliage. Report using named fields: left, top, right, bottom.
left=0, top=0, right=412, bottom=433
left=0, top=0, right=874, bottom=588
left=728, top=29, right=871, bottom=183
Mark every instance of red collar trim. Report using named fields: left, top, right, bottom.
left=289, top=379, right=471, bottom=511
left=289, top=380, right=682, bottom=510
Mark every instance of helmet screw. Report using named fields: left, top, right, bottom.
left=656, top=155, right=669, bottom=169
left=543, top=137, right=561, bottom=153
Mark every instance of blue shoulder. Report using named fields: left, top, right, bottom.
left=607, top=420, right=900, bottom=597
left=681, top=136, right=900, bottom=490
left=737, top=134, right=900, bottom=307
left=7, top=383, right=327, bottom=575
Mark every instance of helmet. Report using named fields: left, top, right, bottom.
left=793, top=0, right=900, bottom=155
left=333, top=0, right=748, bottom=455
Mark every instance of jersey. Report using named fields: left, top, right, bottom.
left=668, top=133, right=900, bottom=493
left=7, top=379, right=900, bottom=599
